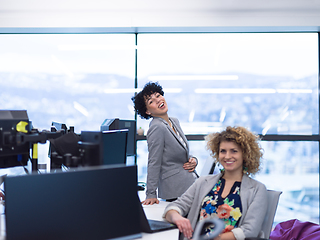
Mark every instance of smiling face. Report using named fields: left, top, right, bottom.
left=218, top=141, right=244, bottom=175
left=144, top=92, right=168, bottom=118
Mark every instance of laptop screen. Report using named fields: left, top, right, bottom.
left=4, top=165, right=141, bottom=240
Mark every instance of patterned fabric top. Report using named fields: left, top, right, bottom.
left=199, top=177, right=242, bottom=235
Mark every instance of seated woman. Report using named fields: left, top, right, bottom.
left=163, top=126, right=268, bottom=240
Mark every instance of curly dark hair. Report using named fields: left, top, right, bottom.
left=131, top=82, right=164, bottom=119
left=205, top=126, right=263, bottom=175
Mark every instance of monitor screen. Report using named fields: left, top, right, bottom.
left=80, top=129, right=128, bottom=166
left=5, top=165, right=141, bottom=240
left=101, top=118, right=136, bottom=156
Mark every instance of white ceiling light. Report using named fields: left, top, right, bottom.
left=148, top=75, right=238, bottom=81
left=195, top=88, right=313, bottom=94
left=103, top=87, right=182, bottom=93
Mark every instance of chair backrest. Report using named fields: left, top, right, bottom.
left=260, top=190, right=282, bottom=239
left=200, top=157, right=215, bottom=176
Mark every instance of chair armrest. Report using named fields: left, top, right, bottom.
left=193, top=217, right=224, bottom=240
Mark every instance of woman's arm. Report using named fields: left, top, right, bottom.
left=144, top=121, right=165, bottom=202
left=172, top=117, right=198, bottom=173
left=165, top=210, right=193, bottom=239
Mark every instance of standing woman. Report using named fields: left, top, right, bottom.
left=132, top=82, right=198, bottom=205
left=164, top=126, right=268, bottom=240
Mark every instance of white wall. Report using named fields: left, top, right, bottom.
left=0, top=0, right=320, bottom=32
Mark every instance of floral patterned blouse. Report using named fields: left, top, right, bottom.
left=199, top=177, right=242, bottom=236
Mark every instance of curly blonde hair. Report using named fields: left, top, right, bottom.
left=205, top=126, right=263, bottom=175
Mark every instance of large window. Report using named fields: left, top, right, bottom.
left=0, top=34, right=136, bottom=174
left=137, top=33, right=318, bottom=135
left=136, top=33, right=319, bottom=225
left=136, top=139, right=319, bottom=225
left=197, top=140, right=319, bottom=225
left=0, top=32, right=319, bottom=225
left=0, top=34, right=136, bottom=130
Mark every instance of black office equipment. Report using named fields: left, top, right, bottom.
left=51, top=121, right=68, bottom=133
left=0, top=110, right=30, bottom=168
left=80, top=129, right=128, bottom=166
left=137, top=195, right=177, bottom=233
left=101, top=118, right=136, bottom=156
left=0, top=111, right=67, bottom=171
left=49, top=121, right=72, bottom=169
left=4, top=165, right=141, bottom=240
left=49, top=129, right=128, bottom=169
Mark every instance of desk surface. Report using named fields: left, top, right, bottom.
left=138, top=200, right=179, bottom=240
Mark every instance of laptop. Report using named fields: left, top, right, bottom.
left=0, top=174, right=6, bottom=185
left=136, top=195, right=177, bottom=233
left=4, top=165, right=142, bottom=240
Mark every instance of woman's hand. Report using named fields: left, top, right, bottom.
left=183, top=157, right=197, bottom=172
left=165, top=210, right=193, bottom=239
left=0, top=192, right=4, bottom=201
left=141, top=198, right=159, bottom=205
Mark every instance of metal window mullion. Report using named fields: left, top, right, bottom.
left=134, top=33, right=138, bottom=164
left=318, top=31, right=320, bottom=225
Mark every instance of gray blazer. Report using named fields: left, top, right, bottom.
left=146, top=117, right=196, bottom=200
left=163, top=173, right=268, bottom=240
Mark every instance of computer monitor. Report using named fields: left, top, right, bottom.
left=80, top=129, right=128, bottom=166
left=101, top=118, right=136, bottom=156
left=0, top=110, right=30, bottom=168
left=5, top=164, right=141, bottom=240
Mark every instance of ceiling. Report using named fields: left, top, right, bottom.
left=1, top=0, right=320, bottom=32
left=1, top=0, right=320, bottom=12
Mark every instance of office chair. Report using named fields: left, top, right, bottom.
left=245, top=189, right=282, bottom=240
left=259, top=190, right=282, bottom=239
left=200, top=158, right=216, bottom=176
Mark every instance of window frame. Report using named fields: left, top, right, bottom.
left=0, top=29, right=319, bottom=223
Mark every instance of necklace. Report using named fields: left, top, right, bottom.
left=169, top=120, right=177, bottom=134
